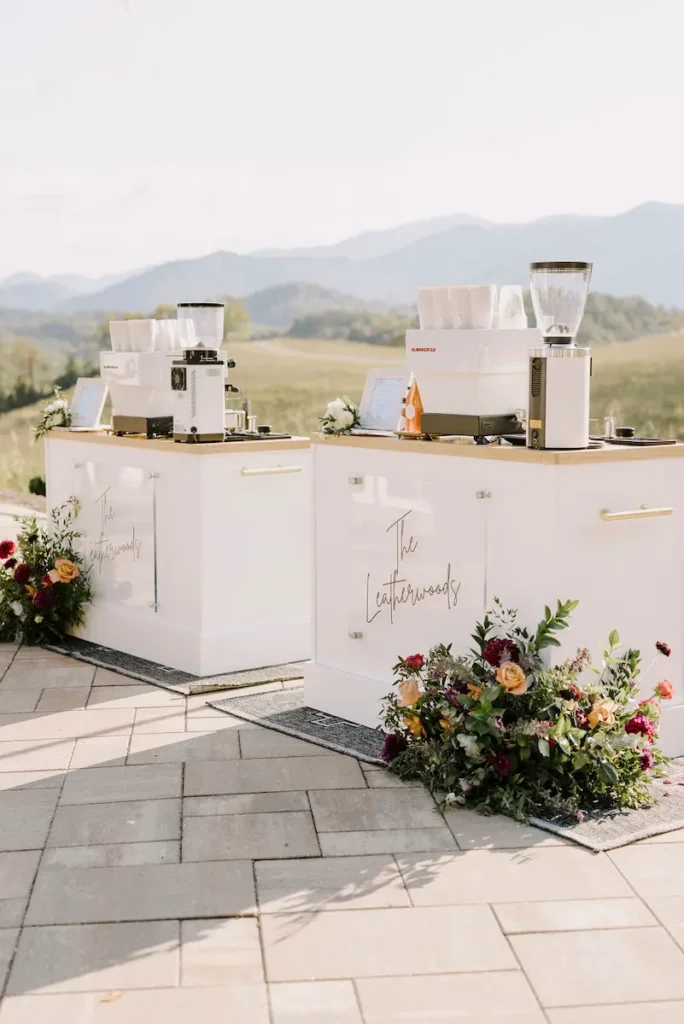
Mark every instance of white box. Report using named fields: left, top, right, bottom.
left=405, top=328, right=539, bottom=416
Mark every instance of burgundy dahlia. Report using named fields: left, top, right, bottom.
left=576, top=711, right=590, bottom=729
left=483, top=638, right=519, bottom=667
left=560, top=682, right=583, bottom=701
left=488, top=752, right=511, bottom=777
left=33, top=587, right=56, bottom=612
left=0, top=540, right=15, bottom=560
left=403, top=654, right=424, bottom=671
left=625, top=714, right=656, bottom=742
left=12, top=564, right=31, bottom=585
left=640, top=749, right=654, bottom=771
left=381, top=732, right=408, bottom=763
left=4, top=558, right=16, bottom=570
left=445, top=683, right=469, bottom=702
left=656, top=641, right=672, bottom=657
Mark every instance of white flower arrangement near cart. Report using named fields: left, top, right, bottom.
left=320, top=396, right=360, bottom=435
left=34, top=386, right=71, bottom=440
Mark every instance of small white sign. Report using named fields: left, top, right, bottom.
left=358, top=369, right=405, bottom=432
left=70, top=378, right=108, bottom=429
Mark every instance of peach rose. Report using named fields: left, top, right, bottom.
left=656, top=680, right=674, bottom=700
left=467, top=683, right=483, bottom=700
left=402, top=712, right=425, bottom=739
left=588, top=698, right=616, bottom=729
left=496, top=661, right=529, bottom=696
left=397, top=677, right=421, bottom=707
left=54, top=558, right=80, bottom=583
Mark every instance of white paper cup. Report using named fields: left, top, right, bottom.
left=154, top=320, right=176, bottom=351
left=417, top=288, right=435, bottom=329
left=127, top=319, right=157, bottom=353
left=432, top=287, right=452, bottom=329
left=448, top=286, right=472, bottom=328
left=109, top=320, right=130, bottom=352
left=469, top=285, right=497, bottom=329
left=498, top=285, right=528, bottom=329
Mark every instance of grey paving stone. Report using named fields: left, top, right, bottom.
left=0, top=662, right=95, bottom=689
left=181, top=918, right=263, bottom=985
left=0, top=692, right=39, bottom=714
left=0, top=771, right=62, bottom=792
left=238, top=730, right=329, bottom=759
left=0, top=987, right=271, bottom=1022
left=6, top=921, right=179, bottom=994
left=182, top=811, right=319, bottom=861
left=546, top=1003, right=684, bottom=1023
left=26, top=860, right=256, bottom=924
left=494, top=897, right=657, bottom=934
left=0, top=900, right=27, bottom=930
left=262, top=905, right=516, bottom=981
left=184, top=793, right=310, bottom=817
left=397, top=848, right=632, bottom=905
left=357, top=973, right=547, bottom=1023
left=133, top=708, right=187, bottom=733
left=256, top=855, right=410, bottom=913
left=361, top=768, right=424, bottom=788
left=318, top=827, right=457, bottom=856
left=443, top=806, right=567, bottom=849
left=0, top=928, right=18, bottom=991
left=127, top=730, right=240, bottom=764
left=69, top=736, right=130, bottom=769
left=610, top=844, right=684, bottom=898
left=0, top=789, right=59, bottom=852
left=87, top=685, right=185, bottom=709
left=270, top=981, right=363, bottom=1023
left=184, top=755, right=365, bottom=796
left=0, top=740, right=74, bottom=772
left=41, top=841, right=180, bottom=869
left=35, top=689, right=92, bottom=712
left=60, top=764, right=182, bottom=805
left=309, top=788, right=440, bottom=832
left=48, top=798, right=181, bottom=847
left=0, top=851, right=40, bottom=900
left=0, top=709, right=133, bottom=739
left=512, top=927, right=684, bottom=1007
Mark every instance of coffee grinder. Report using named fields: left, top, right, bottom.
left=527, top=261, right=593, bottom=450
left=171, top=302, right=238, bottom=443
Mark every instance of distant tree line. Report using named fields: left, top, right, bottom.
left=0, top=344, right=94, bottom=415
left=288, top=310, right=418, bottom=346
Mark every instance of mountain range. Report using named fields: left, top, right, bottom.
left=3, top=203, right=684, bottom=314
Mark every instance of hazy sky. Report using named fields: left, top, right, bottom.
left=1, top=0, right=683, bottom=276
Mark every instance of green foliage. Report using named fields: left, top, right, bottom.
left=382, top=600, right=670, bottom=822
left=289, top=309, right=417, bottom=346
left=522, top=291, right=683, bottom=347
left=28, top=476, right=46, bottom=497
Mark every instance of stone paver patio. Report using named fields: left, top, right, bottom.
left=1, top=644, right=684, bottom=1021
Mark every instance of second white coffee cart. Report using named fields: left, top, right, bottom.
left=305, top=434, right=684, bottom=756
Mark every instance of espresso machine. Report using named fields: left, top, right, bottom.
left=527, top=261, right=592, bottom=450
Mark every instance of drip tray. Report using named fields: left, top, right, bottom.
left=222, top=432, right=292, bottom=442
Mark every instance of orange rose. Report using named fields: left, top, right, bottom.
left=54, top=558, right=80, bottom=583
left=467, top=683, right=483, bottom=700
left=24, top=584, right=37, bottom=598
left=402, top=712, right=425, bottom=738
left=496, top=661, right=529, bottom=696
left=397, top=677, right=421, bottom=708
left=588, top=698, right=616, bottom=729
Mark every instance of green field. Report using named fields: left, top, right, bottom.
left=1, top=332, right=683, bottom=493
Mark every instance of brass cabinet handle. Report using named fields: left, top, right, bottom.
left=240, top=465, right=303, bottom=477
left=600, top=505, right=674, bottom=522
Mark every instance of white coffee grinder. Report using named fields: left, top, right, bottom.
left=527, top=261, right=593, bottom=450
left=171, top=302, right=238, bottom=443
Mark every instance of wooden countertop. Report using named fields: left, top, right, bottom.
left=313, top=433, right=684, bottom=465
left=47, top=429, right=310, bottom=456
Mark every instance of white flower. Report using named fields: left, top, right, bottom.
left=457, top=733, right=481, bottom=759
left=459, top=779, right=473, bottom=794
left=54, top=400, right=67, bottom=410
left=10, top=601, right=24, bottom=618
left=326, top=398, right=347, bottom=419
left=336, top=408, right=355, bottom=429
left=34, top=614, right=44, bottom=624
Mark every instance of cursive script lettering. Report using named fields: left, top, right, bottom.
left=89, top=487, right=143, bottom=574
left=365, top=510, right=462, bottom=625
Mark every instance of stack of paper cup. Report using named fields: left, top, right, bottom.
left=417, top=285, right=498, bottom=329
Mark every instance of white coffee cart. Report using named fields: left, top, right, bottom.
left=46, top=431, right=311, bottom=676
left=305, top=434, right=684, bottom=756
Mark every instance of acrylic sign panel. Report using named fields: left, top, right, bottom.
left=74, top=462, right=155, bottom=609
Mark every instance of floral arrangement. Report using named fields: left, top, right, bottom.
left=382, top=598, right=672, bottom=822
left=0, top=498, right=91, bottom=645
left=320, top=396, right=360, bottom=435
left=34, top=386, right=71, bottom=440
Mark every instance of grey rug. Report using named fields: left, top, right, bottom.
left=210, top=686, right=684, bottom=849
left=42, top=635, right=305, bottom=696
left=210, top=685, right=386, bottom=764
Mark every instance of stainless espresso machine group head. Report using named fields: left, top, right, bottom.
left=171, top=302, right=238, bottom=443
left=527, top=261, right=593, bottom=450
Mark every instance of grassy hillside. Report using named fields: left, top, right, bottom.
left=2, top=332, right=683, bottom=493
